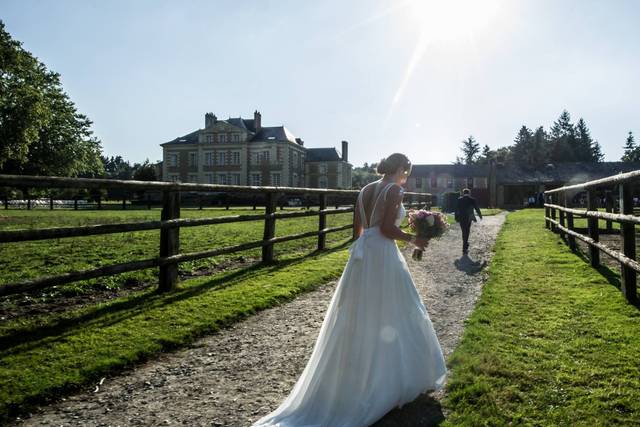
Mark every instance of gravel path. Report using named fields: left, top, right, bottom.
left=14, top=213, right=506, bottom=427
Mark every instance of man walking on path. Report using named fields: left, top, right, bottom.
left=455, top=188, right=483, bottom=255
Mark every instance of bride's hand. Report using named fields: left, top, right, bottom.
left=413, top=236, right=429, bottom=249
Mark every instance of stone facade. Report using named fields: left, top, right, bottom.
left=161, top=111, right=352, bottom=189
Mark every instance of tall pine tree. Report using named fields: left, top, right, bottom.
left=460, top=136, right=480, bottom=165
left=621, top=131, right=640, bottom=162
left=511, top=126, right=535, bottom=166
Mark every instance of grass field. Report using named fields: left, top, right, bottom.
left=0, top=207, right=353, bottom=296
left=0, top=241, right=352, bottom=420
left=443, top=209, right=640, bottom=425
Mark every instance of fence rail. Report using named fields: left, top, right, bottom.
left=544, top=171, right=638, bottom=302
left=0, top=174, right=431, bottom=296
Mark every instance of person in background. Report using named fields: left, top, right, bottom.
left=455, top=188, right=483, bottom=255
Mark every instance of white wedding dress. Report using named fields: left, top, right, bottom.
left=252, top=180, right=447, bottom=427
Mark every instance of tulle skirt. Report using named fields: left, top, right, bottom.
left=251, top=227, right=447, bottom=427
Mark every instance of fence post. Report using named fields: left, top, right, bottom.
left=122, top=197, right=126, bottom=210
left=97, top=196, right=102, bottom=210
left=318, top=193, right=327, bottom=250
left=27, top=198, right=31, bottom=210
left=544, top=193, right=550, bottom=229
left=49, top=195, right=54, bottom=210
left=619, top=183, right=637, bottom=302
left=3, top=194, right=7, bottom=210
left=559, top=195, right=566, bottom=240
left=74, top=196, right=78, bottom=211
left=262, top=192, right=277, bottom=263
left=159, top=190, right=180, bottom=292
left=550, top=194, right=557, bottom=233
left=565, top=192, right=576, bottom=251
left=586, top=189, right=600, bottom=268
left=605, top=190, right=614, bottom=232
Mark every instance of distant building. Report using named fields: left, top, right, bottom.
left=160, top=111, right=352, bottom=189
left=305, top=141, right=352, bottom=189
left=406, top=161, right=640, bottom=208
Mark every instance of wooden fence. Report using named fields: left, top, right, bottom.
left=0, top=174, right=431, bottom=296
left=544, top=170, right=640, bottom=303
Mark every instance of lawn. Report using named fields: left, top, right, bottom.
left=443, top=209, right=640, bottom=425
left=0, top=244, right=351, bottom=421
left=0, top=207, right=353, bottom=295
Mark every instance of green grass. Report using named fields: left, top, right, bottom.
left=0, top=245, right=351, bottom=420
left=0, top=207, right=353, bottom=294
left=443, top=209, right=640, bottom=426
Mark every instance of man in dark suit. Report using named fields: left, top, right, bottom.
left=455, top=188, right=483, bottom=255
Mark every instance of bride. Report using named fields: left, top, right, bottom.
left=252, top=153, right=447, bottom=427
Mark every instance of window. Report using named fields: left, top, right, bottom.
left=216, top=152, right=226, bottom=166
left=319, top=177, right=328, bottom=188
left=293, top=173, right=299, bottom=186
left=233, top=134, right=240, bottom=142
left=218, top=174, right=228, bottom=185
left=218, top=134, right=226, bottom=143
left=205, top=173, right=213, bottom=184
left=447, top=177, right=454, bottom=189
left=467, top=177, right=474, bottom=189
left=231, top=174, right=241, bottom=185
left=168, top=153, right=178, bottom=167
left=319, top=163, right=327, bottom=174
left=252, top=173, right=262, bottom=186
left=276, top=147, right=283, bottom=164
left=188, top=174, right=198, bottom=183
left=206, top=134, right=213, bottom=143
left=256, top=150, right=270, bottom=164
left=292, top=151, right=297, bottom=167
left=189, top=152, right=198, bottom=167
left=271, top=173, right=281, bottom=186
left=232, top=151, right=240, bottom=165
left=204, top=152, right=213, bottom=166
left=169, top=174, right=179, bottom=182
left=415, top=177, right=423, bottom=188
left=430, top=175, right=437, bottom=188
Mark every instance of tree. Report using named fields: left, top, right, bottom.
left=0, top=20, right=103, bottom=177
left=575, top=118, right=602, bottom=162
left=460, top=135, right=480, bottom=165
left=476, top=144, right=493, bottom=165
left=351, top=163, right=379, bottom=188
left=511, top=126, right=535, bottom=166
left=622, top=131, right=640, bottom=162
left=548, top=110, right=576, bottom=162
left=132, top=160, right=157, bottom=181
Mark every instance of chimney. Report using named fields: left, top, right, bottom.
left=254, top=110, right=262, bottom=132
left=341, top=140, right=348, bottom=162
left=205, top=112, right=217, bottom=128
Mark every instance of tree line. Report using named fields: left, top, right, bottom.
left=457, top=110, right=609, bottom=167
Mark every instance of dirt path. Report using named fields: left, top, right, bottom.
left=15, top=213, right=506, bottom=427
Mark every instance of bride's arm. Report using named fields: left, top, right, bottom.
left=353, top=197, right=364, bottom=238
left=379, top=185, right=418, bottom=244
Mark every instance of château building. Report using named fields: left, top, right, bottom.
left=160, top=111, right=352, bottom=189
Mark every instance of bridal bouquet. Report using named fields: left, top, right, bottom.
left=407, top=209, right=450, bottom=260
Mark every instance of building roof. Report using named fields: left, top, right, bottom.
left=410, top=164, right=490, bottom=177
left=306, top=148, right=341, bottom=162
left=496, top=162, right=640, bottom=185
left=252, top=126, right=299, bottom=143
left=161, top=120, right=300, bottom=146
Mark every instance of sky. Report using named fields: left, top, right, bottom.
left=2, top=0, right=639, bottom=166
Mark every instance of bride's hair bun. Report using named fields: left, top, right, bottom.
left=376, top=153, right=411, bottom=175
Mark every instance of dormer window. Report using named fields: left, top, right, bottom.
left=233, top=134, right=240, bottom=142
left=218, top=134, right=226, bottom=143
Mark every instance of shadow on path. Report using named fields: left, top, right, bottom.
left=373, top=393, right=445, bottom=427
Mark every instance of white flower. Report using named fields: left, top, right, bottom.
left=426, top=215, right=435, bottom=226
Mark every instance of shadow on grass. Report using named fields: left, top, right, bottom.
left=564, top=241, right=640, bottom=309
left=372, top=393, right=445, bottom=426
left=0, top=242, right=351, bottom=354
